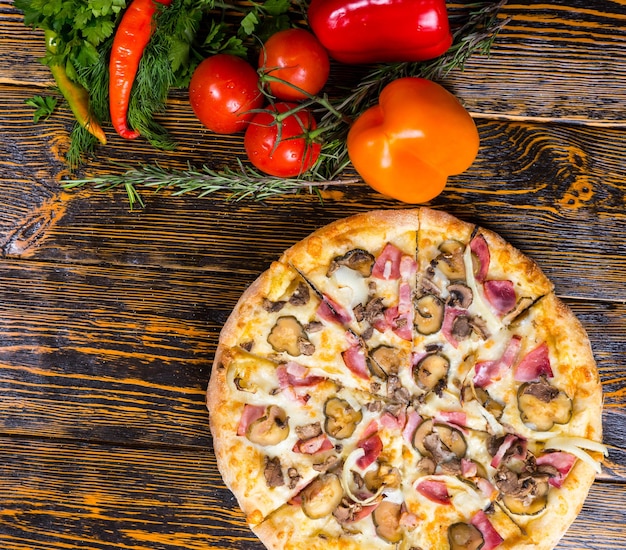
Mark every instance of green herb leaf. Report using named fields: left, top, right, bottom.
left=25, top=95, right=58, bottom=123
left=262, top=0, right=292, bottom=16
left=239, top=11, right=259, bottom=36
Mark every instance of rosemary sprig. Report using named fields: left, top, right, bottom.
left=65, top=0, right=511, bottom=206
left=63, top=161, right=359, bottom=208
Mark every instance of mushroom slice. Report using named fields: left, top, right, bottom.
left=448, top=522, right=484, bottom=550
left=412, top=418, right=434, bottom=456
left=369, top=345, right=402, bottom=379
left=364, top=462, right=401, bottom=493
left=327, top=249, right=375, bottom=277
left=413, top=419, right=466, bottom=460
left=324, top=397, right=363, bottom=440
left=517, top=378, right=573, bottom=431
left=372, top=501, right=403, bottom=543
left=263, top=456, right=284, bottom=487
left=300, top=473, right=344, bottom=519
left=501, top=476, right=550, bottom=517
left=436, top=240, right=467, bottom=280
left=463, top=386, right=505, bottom=421
left=447, top=283, right=473, bottom=309
left=246, top=405, right=290, bottom=446
left=502, top=491, right=548, bottom=516
left=414, top=353, right=450, bottom=392
left=267, top=316, right=313, bottom=356
left=436, top=423, right=468, bottom=459
left=414, top=294, right=445, bottom=335
left=502, top=296, right=534, bottom=325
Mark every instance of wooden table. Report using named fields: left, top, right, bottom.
left=1, top=0, right=625, bottom=548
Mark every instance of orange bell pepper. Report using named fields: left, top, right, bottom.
left=347, top=77, right=479, bottom=203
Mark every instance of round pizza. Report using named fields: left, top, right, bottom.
left=206, top=208, right=606, bottom=550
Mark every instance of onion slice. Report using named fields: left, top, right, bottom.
left=341, top=448, right=384, bottom=505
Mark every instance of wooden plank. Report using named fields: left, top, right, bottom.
left=447, top=0, right=626, bottom=125
left=1, top=87, right=624, bottom=301
left=3, top=1, right=626, bottom=123
left=0, top=260, right=622, bottom=471
left=0, top=438, right=257, bottom=550
left=0, top=437, right=623, bottom=550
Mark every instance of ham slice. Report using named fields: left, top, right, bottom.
left=461, top=458, right=478, bottom=477
left=484, top=279, right=517, bottom=315
left=356, top=433, right=383, bottom=469
left=317, top=294, right=352, bottom=325
left=471, top=510, right=503, bottom=550
left=383, top=282, right=414, bottom=341
left=277, top=362, right=324, bottom=402
left=293, top=433, right=334, bottom=454
left=514, top=342, right=554, bottom=381
left=372, top=243, right=403, bottom=280
left=470, top=234, right=490, bottom=283
left=277, top=362, right=324, bottom=388
left=402, top=410, right=422, bottom=443
left=441, top=307, right=466, bottom=348
left=490, top=433, right=527, bottom=468
left=415, top=479, right=451, bottom=504
left=380, top=409, right=407, bottom=432
left=236, top=404, right=266, bottom=436
left=536, top=451, right=577, bottom=487
left=436, top=411, right=467, bottom=428
left=473, top=335, right=522, bottom=388
left=400, top=254, right=418, bottom=280
left=342, top=333, right=370, bottom=380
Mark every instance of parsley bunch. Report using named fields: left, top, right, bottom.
left=17, top=0, right=295, bottom=163
left=16, top=0, right=126, bottom=84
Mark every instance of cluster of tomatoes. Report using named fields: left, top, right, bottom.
left=188, top=28, right=330, bottom=178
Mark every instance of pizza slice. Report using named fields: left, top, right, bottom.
left=414, top=208, right=553, bottom=353
left=279, top=209, right=419, bottom=397
left=217, top=260, right=382, bottom=393
left=250, top=404, right=424, bottom=549
left=208, top=345, right=385, bottom=526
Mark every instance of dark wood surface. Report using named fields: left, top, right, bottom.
left=1, top=0, right=625, bottom=548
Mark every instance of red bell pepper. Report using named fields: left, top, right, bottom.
left=307, top=0, right=452, bottom=64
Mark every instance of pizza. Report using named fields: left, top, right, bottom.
left=206, top=208, right=606, bottom=550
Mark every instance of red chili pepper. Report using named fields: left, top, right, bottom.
left=307, top=0, right=452, bottom=64
left=109, top=0, right=172, bottom=139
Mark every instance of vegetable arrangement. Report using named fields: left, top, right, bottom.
left=16, top=0, right=511, bottom=206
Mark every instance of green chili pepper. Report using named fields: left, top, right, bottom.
left=45, top=29, right=107, bottom=145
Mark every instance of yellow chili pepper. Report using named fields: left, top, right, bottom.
left=45, top=30, right=107, bottom=145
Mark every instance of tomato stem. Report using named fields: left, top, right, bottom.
left=259, top=73, right=351, bottom=124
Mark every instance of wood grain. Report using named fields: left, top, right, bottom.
left=0, top=437, right=624, bottom=550
left=1, top=84, right=625, bottom=302
left=1, top=0, right=625, bottom=548
left=448, top=0, right=626, bottom=125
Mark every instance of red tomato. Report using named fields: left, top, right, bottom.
left=259, top=28, right=330, bottom=101
left=189, top=54, right=264, bottom=134
left=244, top=102, right=322, bottom=177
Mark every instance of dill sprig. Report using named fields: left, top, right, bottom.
left=64, top=0, right=511, bottom=206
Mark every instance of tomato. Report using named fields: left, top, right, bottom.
left=347, top=77, right=480, bottom=203
left=244, top=102, right=322, bottom=177
left=189, top=54, right=264, bottom=134
left=259, top=28, right=330, bottom=101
